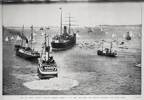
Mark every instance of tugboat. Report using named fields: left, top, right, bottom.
left=97, top=40, right=117, bottom=57
left=15, top=25, right=40, bottom=59
left=125, top=31, right=131, bottom=40
left=37, top=28, right=58, bottom=79
left=51, top=8, right=76, bottom=51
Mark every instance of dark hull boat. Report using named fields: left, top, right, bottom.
left=37, top=28, right=58, bottom=79
left=15, top=47, right=40, bottom=59
left=51, top=33, right=76, bottom=51
left=97, top=49, right=117, bottom=57
left=126, top=36, right=131, bottom=40
left=51, top=8, right=76, bottom=51
left=15, top=25, right=40, bottom=59
left=126, top=32, right=131, bottom=40
left=97, top=40, right=117, bottom=57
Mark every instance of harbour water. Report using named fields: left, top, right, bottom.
left=2, top=3, right=141, bottom=95
left=3, top=25, right=141, bottom=95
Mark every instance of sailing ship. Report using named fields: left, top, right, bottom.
left=5, top=37, right=9, bottom=42
left=15, top=25, right=40, bottom=59
left=37, top=28, right=58, bottom=79
left=125, top=31, right=131, bottom=40
left=51, top=8, right=76, bottom=51
left=97, top=40, right=117, bottom=57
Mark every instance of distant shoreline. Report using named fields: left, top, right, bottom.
left=3, top=24, right=142, bottom=29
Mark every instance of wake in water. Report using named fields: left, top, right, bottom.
left=23, top=77, right=79, bottom=90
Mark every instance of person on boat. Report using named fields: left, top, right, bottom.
left=105, top=48, right=109, bottom=54
left=48, top=56, right=55, bottom=63
left=25, top=39, right=31, bottom=51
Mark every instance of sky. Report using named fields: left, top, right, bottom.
left=2, top=3, right=142, bottom=27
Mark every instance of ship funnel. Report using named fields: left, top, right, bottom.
left=63, top=26, right=67, bottom=34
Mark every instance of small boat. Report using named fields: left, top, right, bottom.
left=51, top=8, right=76, bottom=51
left=37, top=28, right=58, bottom=79
left=11, top=36, right=14, bottom=40
left=15, top=25, right=40, bottom=59
left=125, top=31, right=131, bottom=40
left=5, top=37, right=9, bottom=42
left=100, top=25, right=103, bottom=31
left=97, top=40, right=117, bottom=57
left=136, top=64, right=141, bottom=68
left=16, top=36, right=21, bottom=41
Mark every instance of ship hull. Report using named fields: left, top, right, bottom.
left=51, top=34, right=76, bottom=51
left=97, top=50, right=117, bottom=57
left=37, top=68, right=58, bottom=79
left=15, top=48, right=40, bottom=60
left=37, top=59, right=58, bottom=79
left=126, top=36, right=131, bottom=40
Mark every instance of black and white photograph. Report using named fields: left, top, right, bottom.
left=1, top=0, right=142, bottom=97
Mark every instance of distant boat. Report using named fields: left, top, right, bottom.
left=37, top=28, right=58, bottom=79
left=136, top=64, right=141, bottom=68
left=97, top=40, right=117, bottom=57
left=5, top=37, right=9, bottom=42
left=11, top=36, right=14, bottom=40
left=51, top=8, right=76, bottom=51
left=15, top=25, right=40, bottom=59
left=16, top=36, right=21, bottom=41
left=125, top=31, right=131, bottom=40
left=100, top=25, right=103, bottom=31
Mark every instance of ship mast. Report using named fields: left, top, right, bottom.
left=110, top=42, right=112, bottom=53
left=102, top=40, right=104, bottom=51
left=46, top=27, right=50, bottom=59
left=21, top=25, right=24, bottom=46
left=44, top=28, right=47, bottom=61
left=60, top=8, right=63, bottom=35
left=141, top=6, right=142, bottom=37
left=68, top=13, right=71, bottom=34
left=31, top=25, right=33, bottom=49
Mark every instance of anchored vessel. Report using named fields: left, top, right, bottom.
left=97, top=40, right=117, bottom=57
left=37, top=28, right=58, bottom=79
left=15, top=26, right=40, bottom=59
left=51, top=8, right=76, bottom=51
left=126, top=31, right=131, bottom=40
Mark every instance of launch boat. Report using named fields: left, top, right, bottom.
left=97, top=40, right=117, bottom=57
left=15, top=25, right=40, bottom=59
left=37, top=28, right=58, bottom=79
left=51, top=8, right=76, bottom=51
